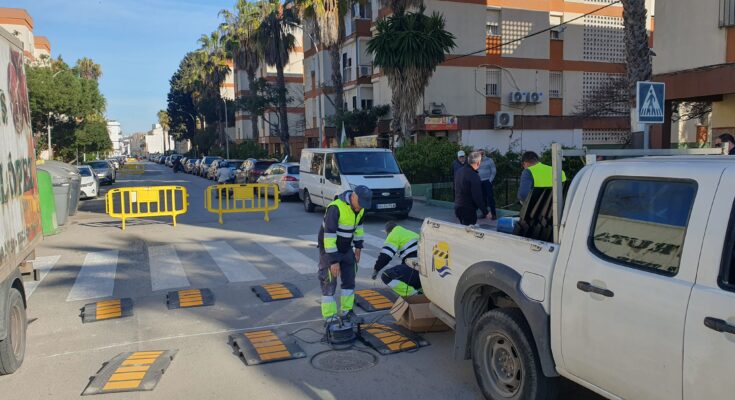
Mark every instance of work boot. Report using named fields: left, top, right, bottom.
left=342, top=310, right=363, bottom=325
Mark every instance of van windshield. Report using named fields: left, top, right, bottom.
left=335, top=152, right=401, bottom=175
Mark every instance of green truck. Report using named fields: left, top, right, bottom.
left=0, top=27, right=42, bottom=375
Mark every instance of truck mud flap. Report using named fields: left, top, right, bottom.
left=82, top=350, right=177, bottom=395
left=229, top=329, right=306, bottom=365
left=80, top=299, right=133, bottom=323
left=354, top=289, right=397, bottom=312
left=251, top=283, right=303, bottom=302
left=358, top=323, right=429, bottom=355
left=166, top=289, right=214, bottom=309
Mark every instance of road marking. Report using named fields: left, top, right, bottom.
left=362, top=233, right=386, bottom=249
left=201, top=241, right=266, bottom=282
left=298, top=235, right=377, bottom=270
left=149, top=245, right=190, bottom=291
left=26, top=255, right=61, bottom=298
left=67, top=250, right=118, bottom=302
left=257, top=240, right=316, bottom=274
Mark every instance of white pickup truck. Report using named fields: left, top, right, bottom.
left=418, top=146, right=734, bottom=400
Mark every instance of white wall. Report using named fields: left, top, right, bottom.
left=462, top=128, right=582, bottom=154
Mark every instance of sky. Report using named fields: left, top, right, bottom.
left=10, top=0, right=234, bottom=135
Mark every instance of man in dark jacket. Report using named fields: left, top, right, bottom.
left=715, top=134, right=735, bottom=155
left=454, top=151, right=490, bottom=225
left=451, top=150, right=466, bottom=175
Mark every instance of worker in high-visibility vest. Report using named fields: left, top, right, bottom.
left=318, top=185, right=373, bottom=322
left=371, top=221, right=421, bottom=297
left=517, top=151, right=567, bottom=203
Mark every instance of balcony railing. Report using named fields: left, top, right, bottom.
left=358, top=65, right=372, bottom=78
left=342, top=67, right=353, bottom=83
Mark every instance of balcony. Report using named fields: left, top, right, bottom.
left=342, top=67, right=353, bottom=83
left=358, top=65, right=373, bottom=78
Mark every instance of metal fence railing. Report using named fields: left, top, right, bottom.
left=429, top=176, right=521, bottom=209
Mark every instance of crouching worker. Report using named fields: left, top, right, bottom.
left=318, top=185, right=372, bottom=322
left=371, top=221, right=421, bottom=297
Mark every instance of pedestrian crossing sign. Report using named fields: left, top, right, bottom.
left=636, top=81, right=665, bottom=124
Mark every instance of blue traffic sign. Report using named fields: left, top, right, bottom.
left=637, top=81, right=665, bottom=124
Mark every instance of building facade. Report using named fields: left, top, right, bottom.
left=106, top=120, right=122, bottom=156
left=0, top=8, right=52, bottom=63
left=652, top=0, right=735, bottom=148
left=145, top=123, right=175, bottom=155
left=303, top=0, right=655, bottom=153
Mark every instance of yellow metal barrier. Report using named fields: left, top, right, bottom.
left=204, top=183, right=280, bottom=224
left=105, top=186, right=189, bottom=230
left=119, top=163, right=145, bottom=175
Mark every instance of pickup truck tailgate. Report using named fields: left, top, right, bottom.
left=419, top=218, right=559, bottom=318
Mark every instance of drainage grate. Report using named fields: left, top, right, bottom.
left=310, top=349, right=378, bottom=373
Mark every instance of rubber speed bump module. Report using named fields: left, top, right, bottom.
left=80, top=298, right=133, bottom=323
left=229, top=329, right=306, bottom=365
left=166, top=288, right=214, bottom=309
left=251, top=283, right=303, bottom=302
left=358, top=323, right=430, bottom=355
left=82, top=350, right=177, bottom=395
left=354, top=289, right=398, bottom=312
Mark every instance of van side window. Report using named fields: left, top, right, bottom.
left=589, top=178, right=697, bottom=276
left=719, top=199, right=735, bottom=293
left=325, top=154, right=341, bottom=185
left=311, top=153, right=324, bottom=175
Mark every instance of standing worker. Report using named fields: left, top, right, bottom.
left=318, top=185, right=373, bottom=323
left=452, top=150, right=466, bottom=175
left=371, top=221, right=421, bottom=297
left=454, top=151, right=490, bottom=225
left=478, top=150, right=497, bottom=220
left=715, top=134, right=735, bottom=155
left=517, top=151, right=566, bottom=203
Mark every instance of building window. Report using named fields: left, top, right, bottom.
left=352, top=96, right=357, bottom=110
left=550, top=14, right=563, bottom=40
left=361, top=99, right=373, bottom=109
left=720, top=0, right=735, bottom=27
left=486, top=10, right=500, bottom=36
left=549, top=71, right=563, bottom=98
left=486, top=68, right=501, bottom=97
left=590, top=179, right=697, bottom=276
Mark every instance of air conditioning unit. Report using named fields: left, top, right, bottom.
left=529, top=92, right=543, bottom=104
left=495, top=111, right=514, bottom=129
left=509, top=91, right=525, bottom=104
left=509, top=91, right=544, bottom=104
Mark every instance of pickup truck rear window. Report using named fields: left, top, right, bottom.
left=719, top=201, right=735, bottom=293
left=590, top=178, right=697, bottom=276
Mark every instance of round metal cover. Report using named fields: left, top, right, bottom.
left=310, top=349, right=377, bottom=373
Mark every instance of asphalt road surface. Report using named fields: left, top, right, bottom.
left=0, top=162, right=603, bottom=400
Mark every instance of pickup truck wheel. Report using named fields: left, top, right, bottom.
left=303, top=191, right=316, bottom=213
left=0, top=288, right=27, bottom=375
left=471, top=308, right=558, bottom=400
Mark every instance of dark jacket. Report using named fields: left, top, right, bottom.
left=452, top=159, right=466, bottom=175
left=454, top=164, right=488, bottom=216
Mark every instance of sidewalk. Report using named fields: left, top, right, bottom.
left=408, top=199, right=499, bottom=230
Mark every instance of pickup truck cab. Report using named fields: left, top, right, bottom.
left=419, top=153, right=734, bottom=400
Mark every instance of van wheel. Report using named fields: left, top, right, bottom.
left=303, top=191, right=315, bottom=213
left=471, top=308, right=558, bottom=400
left=0, top=288, right=27, bottom=375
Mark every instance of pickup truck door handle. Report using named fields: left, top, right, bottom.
left=704, top=317, right=735, bottom=335
left=576, top=281, right=614, bottom=298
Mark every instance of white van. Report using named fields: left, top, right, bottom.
left=299, top=148, right=412, bottom=218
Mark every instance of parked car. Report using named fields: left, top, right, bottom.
left=236, top=158, right=278, bottom=184
left=209, top=159, right=244, bottom=180
left=107, top=159, right=120, bottom=170
left=198, top=156, right=222, bottom=177
left=86, top=160, right=116, bottom=185
left=169, top=154, right=183, bottom=168
left=257, top=162, right=300, bottom=198
left=76, top=165, right=99, bottom=199
left=184, top=159, right=199, bottom=174
left=298, top=148, right=412, bottom=218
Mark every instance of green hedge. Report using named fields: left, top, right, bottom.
left=395, top=137, right=470, bottom=184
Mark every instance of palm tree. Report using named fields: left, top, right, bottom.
left=75, top=57, right=102, bottom=81
left=256, top=0, right=299, bottom=157
left=157, top=110, right=171, bottom=153
left=367, top=7, right=455, bottom=143
left=621, top=0, right=652, bottom=125
left=197, top=31, right=232, bottom=145
left=220, top=0, right=263, bottom=140
left=379, top=0, right=423, bottom=12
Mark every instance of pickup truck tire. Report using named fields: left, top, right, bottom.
left=0, top=288, right=26, bottom=375
left=471, top=308, right=558, bottom=400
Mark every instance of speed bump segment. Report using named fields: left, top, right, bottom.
left=82, top=350, right=177, bottom=395
left=251, top=282, right=303, bottom=302
left=229, top=329, right=306, bottom=365
left=354, top=289, right=398, bottom=312
left=80, top=298, right=133, bottom=323
left=358, top=323, right=429, bottom=355
left=166, top=288, right=214, bottom=309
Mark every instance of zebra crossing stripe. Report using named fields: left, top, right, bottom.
left=297, top=235, right=377, bottom=270
left=361, top=233, right=386, bottom=250
left=26, top=255, right=61, bottom=298
left=67, top=250, right=118, bottom=302
left=257, top=240, right=316, bottom=274
left=201, top=241, right=266, bottom=283
left=149, top=245, right=191, bottom=291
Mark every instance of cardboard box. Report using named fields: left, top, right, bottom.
left=390, top=295, right=450, bottom=333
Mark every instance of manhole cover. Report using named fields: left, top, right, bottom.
left=310, top=349, right=377, bottom=373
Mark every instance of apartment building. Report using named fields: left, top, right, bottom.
left=652, top=0, right=735, bottom=148
left=221, top=27, right=306, bottom=157
left=0, top=8, right=52, bottom=62
left=107, top=120, right=122, bottom=156
left=304, top=0, right=655, bottom=153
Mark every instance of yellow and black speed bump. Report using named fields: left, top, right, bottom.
left=354, top=289, right=398, bottom=312
left=358, top=323, right=430, bottom=355
left=228, top=329, right=306, bottom=365
left=251, top=282, right=303, bottom=302
left=166, top=288, right=214, bottom=309
left=82, top=350, right=177, bottom=395
left=80, top=298, right=133, bottom=323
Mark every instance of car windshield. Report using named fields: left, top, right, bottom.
left=335, top=152, right=401, bottom=175
left=255, top=161, right=276, bottom=170
left=287, top=166, right=300, bottom=174
left=88, top=161, right=108, bottom=169
left=77, top=167, right=92, bottom=177
left=203, top=157, right=220, bottom=164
